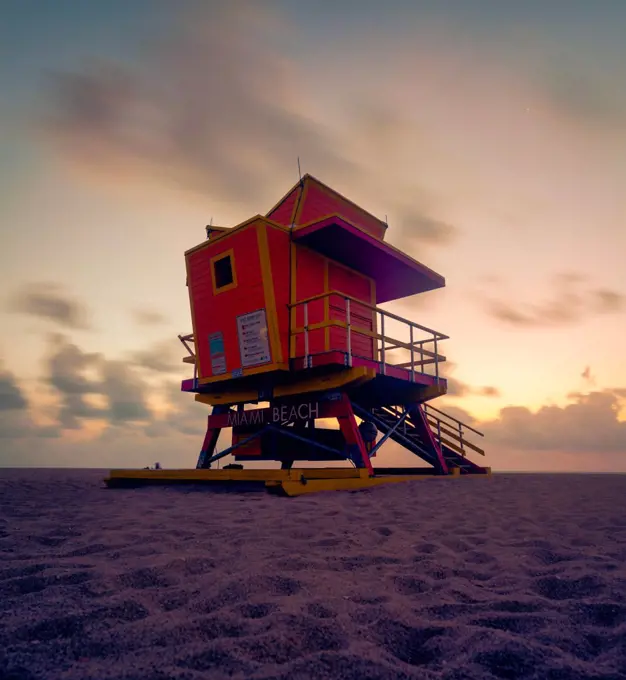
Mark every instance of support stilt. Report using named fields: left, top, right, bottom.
left=196, top=404, right=229, bottom=469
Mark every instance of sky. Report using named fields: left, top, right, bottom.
left=0, top=0, right=625, bottom=472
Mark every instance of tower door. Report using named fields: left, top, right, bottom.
left=327, top=261, right=376, bottom=360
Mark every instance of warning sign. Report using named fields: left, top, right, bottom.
left=209, top=332, right=226, bottom=375
left=237, top=309, right=271, bottom=367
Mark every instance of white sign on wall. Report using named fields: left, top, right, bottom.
left=236, top=309, right=272, bottom=367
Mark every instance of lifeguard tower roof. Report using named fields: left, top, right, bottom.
left=266, top=174, right=445, bottom=304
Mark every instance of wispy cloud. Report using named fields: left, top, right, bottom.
left=38, top=3, right=457, bottom=250
left=540, top=63, right=626, bottom=128
left=6, top=282, right=91, bottom=330
left=481, top=274, right=625, bottom=327
left=441, top=361, right=500, bottom=399
left=132, top=309, right=168, bottom=326
left=129, top=339, right=181, bottom=374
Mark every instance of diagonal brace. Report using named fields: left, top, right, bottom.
left=368, top=408, right=410, bottom=457
left=265, top=424, right=345, bottom=458
left=204, top=425, right=271, bottom=467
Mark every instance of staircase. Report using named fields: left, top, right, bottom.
left=360, top=402, right=486, bottom=475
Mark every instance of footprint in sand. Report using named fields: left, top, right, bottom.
left=237, top=602, right=278, bottom=619
left=473, top=645, right=540, bottom=679
left=238, top=614, right=346, bottom=665
left=533, top=575, right=605, bottom=601
left=393, top=576, right=431, bottom=595
left=374, top=619, right=445, bottom=666
left=117, top=566, right=175, bottom=590
left=178, top=646, right=256, bottom=675
left=376, top=526, right=393, bottom=537
left=306, top=602, right=337, bottom=619
left=574, top=602, right=626, bottom=628
left=471, top=614, right=547, bottom=635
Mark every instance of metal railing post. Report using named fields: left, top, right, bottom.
left=434, top=335, right=439, bottom=384
left=304, top=302, right=310, bottom=368
left=458, top=422, right=465, bottom=456
left=437, top=419, right=442, bottom=448
left=380, top=314, right=386, bottom=374
left=410, top=325, right=415, bottom=382
left=345, top=297, right=352, bottom=367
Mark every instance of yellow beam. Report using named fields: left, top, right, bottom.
left=273, top=366, right=375, bottom=398
left=104, top=466, right=492, bottom=492
left=194, top=391, right=259, bottom=406
left=104, top=467, right=366, bottom=485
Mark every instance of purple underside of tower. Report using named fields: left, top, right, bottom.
left=292, top=217, right=445, bottom=303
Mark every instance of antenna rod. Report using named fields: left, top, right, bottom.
left=297, top=157, right=302, bottom=181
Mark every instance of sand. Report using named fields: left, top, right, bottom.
left=0, top=469, right=625, bottom=680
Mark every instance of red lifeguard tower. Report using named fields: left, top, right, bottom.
left=106, top=175, right=489, bottom=494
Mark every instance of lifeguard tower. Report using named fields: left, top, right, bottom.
left=106, top=175, right=489, bottom=494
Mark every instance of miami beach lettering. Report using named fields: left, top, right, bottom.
left=227, top=401, right=319, bottom=427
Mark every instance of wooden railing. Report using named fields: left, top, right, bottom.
left=289, top=291, right=448, bottom=382
left=423, top=403, right=485, bottom=457
left=382, top=403, right=484, bottom=457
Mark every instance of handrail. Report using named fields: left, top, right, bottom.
left=290, top=291, right=447, bottom=382
left=423, top=402, right=484, bottom=437
left=291, top=320, right=446, bottom=364
left=288, top=290, right=448, bottom=340
left=380, top=404, right=485, bottom=457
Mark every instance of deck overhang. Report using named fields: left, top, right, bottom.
left=292, top=216, right=445, bottom=303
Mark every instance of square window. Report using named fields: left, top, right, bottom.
left=214, top=255, right=233, bottom=289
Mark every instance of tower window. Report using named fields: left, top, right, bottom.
left=214, top=255, right=233, bottom=288
left=211, top=251, right=237, bottom=294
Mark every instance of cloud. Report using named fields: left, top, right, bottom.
left=132, top=309, right=168, bottom=326
left=144, top=381, right=206, bottom=438
left=130, top=338, right=181, bottom=374
left=482, top=273, right=625, bottom=327
left=45, top=335, right=104, bottom=428
left=43, top=335, right=152, bottom=429
left=0, top=369, right=31, bottom=440
left=39, top=2, right=457, bottom=253
left=541, top=65, right=626, bottom=128
left=0, top=366, right=61, bottom=443
left=446, top=379, right=500, bottom=398
left=7, top=282, right=91, bottom=330
left=440, top=361, right=500, bottom=399
left=0, top=371, right=28, bottom=411
left=39, top=334, right=208, bottom=437
left=481, top=388, right=626, bottom=453
left=581, top=365, right=596, bottom=388
left=99, top=360, right=151, bottom=424
left=40, top=4, right=350, bottom=208
left=392, top=204, right=457, bottom=248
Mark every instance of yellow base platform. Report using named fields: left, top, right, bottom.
left=104, top=466, right=491, bottom=497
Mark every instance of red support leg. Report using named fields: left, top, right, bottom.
left=337, top=394, right=374, bottom=476
left=196, top=405, right=228, bottom=469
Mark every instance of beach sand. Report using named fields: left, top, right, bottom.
left=1, top=469, right=625, bottom=680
